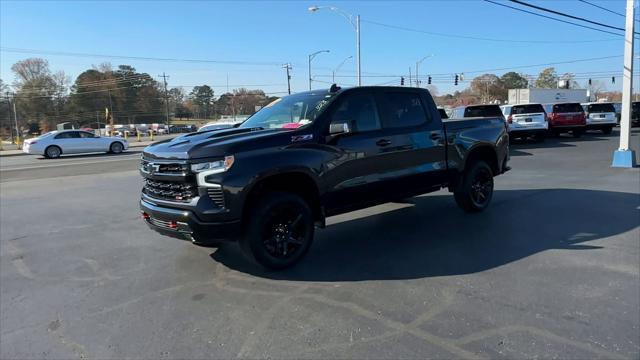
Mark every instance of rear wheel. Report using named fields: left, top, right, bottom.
left=109, top=142, right=124, bottom=154
left=240, top=192, right=314, bottom=269
left=44, top=145, right=61, bottom=159
left=454, top=161, right=494, bottom=213
left=602, top=126, right=613, bottom=135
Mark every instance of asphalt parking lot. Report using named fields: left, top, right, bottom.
left=1, top=129, right=638, bottom=359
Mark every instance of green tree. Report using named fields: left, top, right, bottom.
left=500, top=72, right=529, bottom=89
left=535, top=67, right=558, bottom=88
left=189, top=85, right=215, bottom=119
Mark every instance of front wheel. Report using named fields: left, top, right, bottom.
left=454, top=160, right=494, bottom=213
left=240, top=192, right=314, bottom=269
left=110, top=142, right=124, bottom=154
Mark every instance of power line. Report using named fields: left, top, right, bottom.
left=508, top=0, right=636, bottom=34
left=484, top=0, right=626, bottom=37
left=577, top=0, right=625, bottom=18
left=0, top=47, right=285, bottom=66
left=362, top=19, right=619, bottom=43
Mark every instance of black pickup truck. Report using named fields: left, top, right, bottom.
left=140, top=86, right=510, bottom=269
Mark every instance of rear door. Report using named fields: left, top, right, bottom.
left=52, top=131, right=81, bottom=154
left=585, top=103, right=617, bottom=124
left=375, top=89, right=448, bottom=193
left=510, top=104, right=546, bottom=127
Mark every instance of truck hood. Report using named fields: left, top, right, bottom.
left=142, top=127, right=284, bottom=160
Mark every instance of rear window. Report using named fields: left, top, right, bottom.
left=552, top=103, right=583, bottom=113
left=633, top=102, right=640, bottom=110
left=463, top=105, right=503, bottom=117
left=586, top=103, right=616, bottom=113
left=512, top=104, right=545, bottom=115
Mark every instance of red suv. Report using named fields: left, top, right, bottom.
left=543, top=103, right=587, bottom=138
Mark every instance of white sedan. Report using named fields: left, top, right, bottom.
left=22, top=130, right=129, bottom=158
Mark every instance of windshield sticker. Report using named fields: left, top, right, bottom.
left=291, top=134, right=313, bottom=142
left=315, top=99, right=330, bottom=112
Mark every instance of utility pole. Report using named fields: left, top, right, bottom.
left=9, top=92, right=18, bottom=144
left=283, top=63, right=292, bottom=94
left=408, top=67, right=412, bottom=87
left=159, top=72, right=170, bottom=131
left=107, top=89, right=114, bottom=125
left=356, top=14, right=361, bottom=86
left=612, top=0, right=637, bottom=167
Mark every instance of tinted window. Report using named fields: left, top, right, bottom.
left=330, top=93, right=381, bottom=132
left=586, top=103, right=616, bottom=113
left=382, top=92, right=427, bottom=128
left=552, top=103, right=583, bottom=113
left=463, top=105, right=503, bottom=117
left=633, top=102, right=640, bottom=110
left=512, top=104, right=545, bottom=114
left=438, top=108, right=448, bottom=119
left=54, top=132, right=78, bottom=139
left=79, top=131, right=95, bottom=138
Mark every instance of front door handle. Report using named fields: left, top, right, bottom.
left=376, top=139, right=392, bottom=147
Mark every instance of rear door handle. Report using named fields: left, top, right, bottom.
left=376, top=139, right=392, bottom=147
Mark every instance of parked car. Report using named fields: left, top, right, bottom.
left=22, top=130, right=129, bottom=158
left=451, top=104, right=505, bottom=120
left=198, top=122, right=238, bottom=132
left=140, top=86, right=510, bottom=269
left=581, top=102, right=617, bottom=134
left=500, top=103, right=548, bottom=141
left=542, top=102, right=586, bottom=137
left=114, top=127, right=136, bottom=137
left=612, top=102, right=622, bottom=124
left=632, top=101, right=640, bottom=127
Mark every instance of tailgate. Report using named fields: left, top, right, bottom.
left=553, top=112, right=584, bottom=125
left=512, top=112, right=545, bottom=125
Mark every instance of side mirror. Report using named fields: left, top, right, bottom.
left=329, top=122, right=351, bottom=135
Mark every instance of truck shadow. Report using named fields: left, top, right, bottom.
left=210, top=188, right=639, bottom=282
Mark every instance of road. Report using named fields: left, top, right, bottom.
left=1, top=129, right=639, bottom=359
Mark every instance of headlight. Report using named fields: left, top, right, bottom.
left=190, top=155, right=235, bottom=174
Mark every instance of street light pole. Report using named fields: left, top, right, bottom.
left=415, top=54, right=434, bottom=88
left=308, top=50, right=330, bottom=90
left=309, top=6, right=361, bottom=86
left=333, top=55, right=353, bottom=83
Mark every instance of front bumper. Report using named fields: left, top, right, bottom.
left=140, top=198, right=240, bottom=245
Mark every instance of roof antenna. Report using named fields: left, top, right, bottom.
left=329, top=83, right=341, bottom=93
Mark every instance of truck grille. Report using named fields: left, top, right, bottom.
left=140, top=160, right=189, bottom=175
left=207, top=187, right=225, bottom=208
left=143, top=179, right=197, bottom=202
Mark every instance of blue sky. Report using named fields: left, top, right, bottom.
left=0, top=0, right=633, bottom=96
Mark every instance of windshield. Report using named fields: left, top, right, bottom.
left=239, top=92, right=335, bottom=130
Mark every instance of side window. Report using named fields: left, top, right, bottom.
left=55, top=132, right=72, bottom=139
left=79, top=131, right=95, bottom=138
left=329, top=93, right=381, bottom=133
left=382, top=92, right=428, bottom=128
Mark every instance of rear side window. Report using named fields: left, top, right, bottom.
left=464, top=105, right=503, bottom=117
left=512, top=104, right=545, bottom=114
left=552, top=103, right=583, bottom=113
left=382, top=92, right=428, bottom=128
left=438, top=108, right=448, bottom=119
left=55, top=132, right=79, bottom=139
left=329, top=93, right=381, bottom=133
left=586, top=103, right=616, bottom=113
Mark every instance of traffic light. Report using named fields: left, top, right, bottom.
left=428, top=76, right=432, bottom=85
left=588, top=78, right=592, bottom=86
left=454, top=74, right=459, bottom=86
left=612, top=76, right=616, bottom=84
left=401, top=77, right=405, bottom=86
